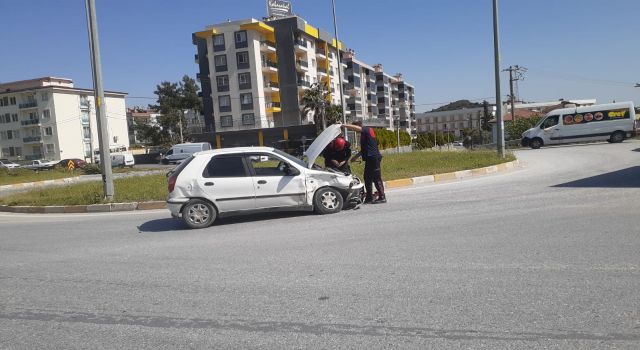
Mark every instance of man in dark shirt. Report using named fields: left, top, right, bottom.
left=344, top=121, right=386, bottom=204
left=322, top=136, right=351, bottom=173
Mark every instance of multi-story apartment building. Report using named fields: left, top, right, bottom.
left=193, top=17, right=346, bottom=135
left=0, top=77, right=128, bottom=162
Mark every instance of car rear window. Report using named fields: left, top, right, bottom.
left=203, top=156, right=247, bottom=178
left=167, top=155, right=194, bottom=178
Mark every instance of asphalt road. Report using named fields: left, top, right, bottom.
left=1, top=141, right=639, bottom=349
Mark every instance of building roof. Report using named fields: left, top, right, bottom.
left=0, top=77, right=127, bottom=96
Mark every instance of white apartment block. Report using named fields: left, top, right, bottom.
left=0, top=77, right=128, bottom=162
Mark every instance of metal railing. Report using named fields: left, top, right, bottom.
left=297, top=80, right=311, bottom=88
left=260, top=40, right=276, bottom=48
left=21, top=119, right=40, bottom=126
left=23, top=136, right=42, bottom=143
left=266, top=102, right=281, bottom=108
left=19, top=101, right=37, bottom=109
left=262, top=60, right=278, bottom=69
left=296, top=60, right=308, bottom=68
left=264, top=82, right=280, bottom=89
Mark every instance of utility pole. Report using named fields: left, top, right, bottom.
left=492, top=0, right=505, bottom=158
left=503, top=65, right=527, bottom=123
left=85, top=0, right=114, bottom=200
left=179, top=110, right=185, bottom=143
left=396, top=116, right=401, bottom=154
left=331, top=0, right=348, bottom=136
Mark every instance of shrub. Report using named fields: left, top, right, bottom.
left=83, top=164, right=101, bottom=175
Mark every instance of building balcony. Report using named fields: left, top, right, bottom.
left=21, top=119, right=40, bottom=127
left=23, top=136, right=43, bottom=143
left=260, top=40, right=276, bottom=52
left=194, top=54, right=199, bottom=64
left=19, top=101, right=38, bottom=109
left=294, top=39, right=307, bottom=52
left=315, top=49, right=327, bottom=59
left=261, top=60, right=278, bottom=73
left=317, top=67, right=327, bottom=76
left=297, top=79, right=311, bottom=90
left=264, top=82, right=280, bottom=93
left=265, top=102, right=281, bottom=114
left=80, top=100, right=90, bottom=109
left=295, top=60, right=309, bottom=72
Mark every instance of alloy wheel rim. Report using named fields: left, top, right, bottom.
left=321, top=192, right=337, bottom=210
left=188, top=204, right=210, bottom=224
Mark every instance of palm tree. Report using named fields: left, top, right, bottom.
left=300, top=83, right=329, bottom=131
left=325, top=104, right=344, bottom=126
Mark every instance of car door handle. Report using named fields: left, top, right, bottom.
left=204, top=182, right=214, bottom=186
left=257, top=180, right=267, bottom=184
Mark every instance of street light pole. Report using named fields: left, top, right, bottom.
left=85, top=0, right=114, bottom=200
left=492, top=0, right=505, bottom=158
left=331, top=0, right=348, bottom=137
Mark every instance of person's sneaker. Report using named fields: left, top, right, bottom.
left=373, top=197, right=387, bottom=204
left=363, top=198, right=374, bottom=204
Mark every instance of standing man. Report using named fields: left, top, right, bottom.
left=323, top=136, right=352, bottom=173
left=344, top=121, right=386, bottom=204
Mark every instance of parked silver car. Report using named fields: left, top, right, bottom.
left=166, top=125, right=364, bottom=229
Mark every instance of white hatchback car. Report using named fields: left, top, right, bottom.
left=166, top=125, right=364, bottom=229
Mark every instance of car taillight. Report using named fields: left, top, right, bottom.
left=168, top=175, right=177, bottom=192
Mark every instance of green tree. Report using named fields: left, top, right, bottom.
left=481, top=100, right=492, bottom=131
left=141, top=75, right=202, bottom=145
left=505, top=116, right=541, bottom=140
left=325, top=104, right=345, bottom=126
left=300, top=83, right=329, bottom=131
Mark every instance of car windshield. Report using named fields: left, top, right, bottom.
left=273, top=149, right=307, bottom=168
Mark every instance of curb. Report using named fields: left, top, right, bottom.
left=0, top=201, right=167, bottom=214
left=0, top=176, right=82, bottom=193
left=0, top=160, right=519, bottom=214
left=383, top=159, right=519, bottom=189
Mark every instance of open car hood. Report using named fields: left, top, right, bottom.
left=303, top=124, right=341, bottom=169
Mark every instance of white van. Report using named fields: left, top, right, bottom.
left=111, top=153, right=135, bottom=167
left=521, top=102, right=637, bottom=149
left=161, top=142, right=211, bottom=164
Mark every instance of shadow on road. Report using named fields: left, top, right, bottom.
left=553, top=166, right=640, bottom=188
left=138, top=212, right=313, bottom=233
left=631, top=148, right=640, bottom=152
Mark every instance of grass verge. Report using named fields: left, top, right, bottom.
left=0, top=167, right=158, bottom=186
left=0, top=174, right=167, bottom=206
left=0, top=150, right=514, bottom=206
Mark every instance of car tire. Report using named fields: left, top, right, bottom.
left=530, top=138, right=543, bottom=149
left=181, top=199, right=217, bottom=229
left=610, top=131, right=625, bottom=143
left=313, top=187, right=343, bottom=215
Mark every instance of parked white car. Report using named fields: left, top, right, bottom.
left=24, top=159, right=57, bottom=170
left=0, top=159, right=20, bottom=169
left=166, top=125, right=364, bottom=229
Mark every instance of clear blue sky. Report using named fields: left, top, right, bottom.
left=2, top=0, right=639, bottom=111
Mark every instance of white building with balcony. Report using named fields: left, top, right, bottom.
left=0, top=77, right=128, bottom=162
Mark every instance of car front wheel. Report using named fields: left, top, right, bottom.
left=182, top=199, right=217, bottom=229
left=313, top=187, right=344, bottom=215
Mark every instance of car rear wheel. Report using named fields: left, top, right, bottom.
left=610, top=131, right=625, bottom=143
left=182, top=199, right=217, bottom=229
left=313, top=187, right=343, bottom=215
left=530, top=138, right=543, bottom=149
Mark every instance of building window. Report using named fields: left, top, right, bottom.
left=218, top=95, right=231, bottom=112
left=81, top=111, right=89, bottom=124
left=236, top=51, right=250, bottom=70
left=214, top=54, right=227, bottom=72
left=82, top=126, right=90, bottom=139
left=240, top=93, right=253, bottom=110
left=46, top=144, right=55, bottom=154
left=234, top=30, right=248, bottom=48
left=11, top=114, right=18, bottom=122
left=220, top=115, right=233, bottom=127
left=216, top=75, right=229, bottom=92
left=242, top=113, right=255, bottom=125
left=43, top=109, right=51, bottom=119
left=1, top=97, right=8, bottom=106
left=213, top=33, right=225, bottom=51
left=238, top=72, right=251, bottom=90
left=41, top=92, right=49, bottom=101
left=9, top=97, right=16, bottom=105
left=45, top=127, right=53, bottom=136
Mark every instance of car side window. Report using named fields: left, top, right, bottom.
left=203, top=156, right=247, bottom=178
left=541, top=115, right=559, bottom=129
left=248, top=154, right=289, bottom=176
